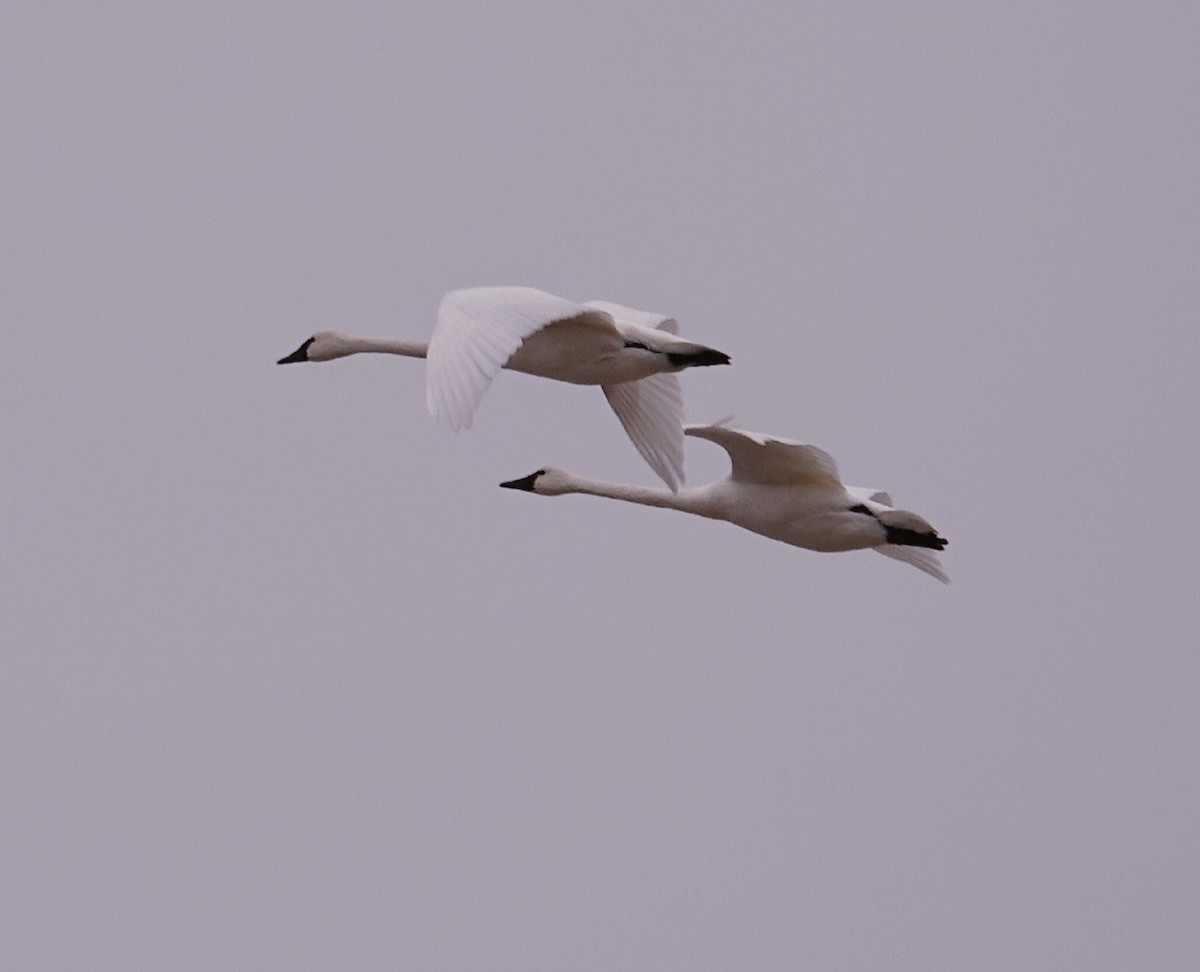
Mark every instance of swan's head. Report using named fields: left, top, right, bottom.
left=498, top=467, right=575, bottom=496
left=276, top=332, right=356, bottom=364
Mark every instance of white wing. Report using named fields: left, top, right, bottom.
left=583, top=299, right=728, bottom=358
left=583, top=299, right=679, bottom=335
left=847, top=485, right=895, bottom=507
left=595, top=307, right=687, bottom=490
left=872, top=545, right=950, bottom=584
left=425, top=286, right=614, bottom=431
left=603, top=372, right=686, bottom=491
left=684, top=423, right=843, bottom=489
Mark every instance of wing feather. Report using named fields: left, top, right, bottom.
left=872, top=545, right=950, bottom=584
left=847, top=485, right=895, bottom=507
left=426, top=286, right=601, bottom=430
left=583, top=300, right=679, bottom=335
left=684, top=423, right=842, bottom=488
left=603, top=372, right=686, bottom=491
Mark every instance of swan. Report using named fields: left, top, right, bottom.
left=499, top=422, right=950, bottom=582
left=277, top=285, right=730, bottom=490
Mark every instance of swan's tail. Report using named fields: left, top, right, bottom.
left=875, top=508, right=947, bottom=551
left=665, top=346, right=731, bottom=368
left=873, top=544, right=950, bottom=584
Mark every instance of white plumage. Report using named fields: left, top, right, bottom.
left=278, top=285, right=729, bottom=490
left=500, top=421, right=949, bottom=583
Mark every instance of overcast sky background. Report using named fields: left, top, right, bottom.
left=3, top=2, right=1198, bottom=969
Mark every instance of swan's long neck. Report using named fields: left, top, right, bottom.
left=564, top=476, right=713, bottom=516
left=339, top=336, right=428, bottom=358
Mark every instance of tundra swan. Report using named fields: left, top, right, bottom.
left=499, top=422, right=949, bottom=582
left=277, top=285, right=729, bottom=490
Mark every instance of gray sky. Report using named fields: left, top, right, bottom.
left=3, top=1, right=1198, bottom=969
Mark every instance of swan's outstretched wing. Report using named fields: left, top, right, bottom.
left=872, top=545, right=950, bottom=584
left=603, top=372, right=686, bottom=491
left=584, top=300, right=679, bottom=335
left=684, top=423, right=842, bottom=489
left=586, top=305, right=687, bottom=491
left=847, top=485, right=895, bottom=507
left=585, top=299, right=731, bottom=360
left=426, top=286, right=615, bottom=431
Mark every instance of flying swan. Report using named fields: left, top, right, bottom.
left=277, top=285, right=730, bottom=490
left=499, top=422, right=950, bottom=582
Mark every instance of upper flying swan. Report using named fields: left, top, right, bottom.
left=277, top=285, right=729, bottom=490
left=499, top=421, right=950, bottom=582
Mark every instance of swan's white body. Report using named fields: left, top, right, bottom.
left=501, top=422, right=950, bottom=582
left=278, top=286, right=729, bottom=490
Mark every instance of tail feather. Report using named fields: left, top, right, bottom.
left=666, top=347, right=731, bottom=368
left=875, top=508, right=947, bottom=550
left=882, top=523, right=947, bottom=550
left=873, top=545, right=950, bottom=584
